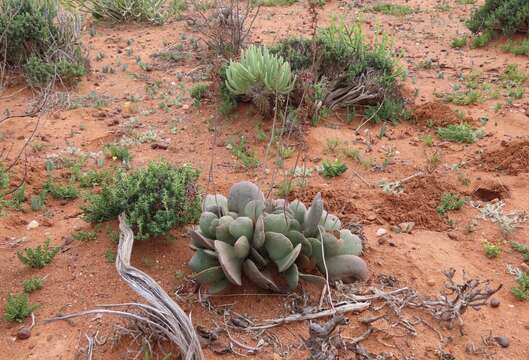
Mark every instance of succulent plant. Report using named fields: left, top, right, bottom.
left=188, top=181, right=368, bottom=293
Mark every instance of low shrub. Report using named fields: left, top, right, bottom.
left=4, top=293, right=38, bottom=322
left=370, top=3, right=415, bottom=16
left=22, top=277, right=45, bottom=293
left=512, top=272, right=529, bottom=301
left=437, top=123, right=484, bottom=143
left=0, top=0, right=87, bottom=87
left=17, top=239, right=60, bottom=269
left=502, top=39, right=529, bottom=56
left=82, top=161, right=201, bottom=240
left=320, top=159, right=348, bottom=178
left=436, top=192, right=465, bottom=215
left=466, top=0, right=529, bottom=46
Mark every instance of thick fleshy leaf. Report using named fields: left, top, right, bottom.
left=264, top=213, right=289, bottom=234
left=243, top=200, right=266, bottom=221
left=208, top=279, right=231, bottom=294
left=276, top=244, right=302, bottom=272
left=320, top=212, right=342, bottom=232
left=189, top=249, right=219, bottom=273
left=250, top=247, right=268, bottom=267
left=214, top=240, right=243, bottom=286
left=322, top=232, right=343, bottom=258
left=288, top=200, right=306, bottom=225
left=304, top=193, right=323, bottom=236
left=265, top=232, right=293, bottom=260
left=308, top=237, right=323, bottom=265
left=192, top=266, right=225, bottom=284
left=242, top=259, right=280, bottom=292
left=234, top=236, right=250, bottom=259
left=204, top=194, right=228, bottom=216
left=227, top=181, right=264, bottom=213
left=324, top=255, right=369, bottom=282
left=299, top=273, right=326, bottom=285
left=339, top=229, right=363, bottom=256
left=287, top=230, right=312, bottom=256
left=190, top=229, right=215, bottom=250
left=229, top=216, right=254, bottom=240
left=253, top=215, right=265, bottom=248
left=285, top=264, right=299, bottom=290
left=216, top=216, right=236, bottom=244
left=199, top=212, right=218, bottom=238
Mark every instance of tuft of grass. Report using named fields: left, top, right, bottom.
left=364, top=99, right=411, bottom=124
left=512, top=272, right=529, bottom=301
left=22, top=277, right=44, bottom=293
left=320, top=159, right=348, bottom=178
left=104, top=144, right=131, bottom=164
left=105, top=249, right=117, bottom=263
left=436, top=192, right=465, bottom=215
left=17, top=239, right=60, bottom=269
left=484, top=243, right=501, bottom=258
left=44, top=178, right=79, bottom=200
left=437, top=123, right=484, bottom=144
left=4, top=293, right=39, bottom=322
left=450, top=36, right=467, bottom=49
left=511, top=241, right=529, bottom=264
left=252, top=0, right=297, bottom=6
left=370, top=3, right=415, bottom=16
left=421, top=134, right=433, bottom=147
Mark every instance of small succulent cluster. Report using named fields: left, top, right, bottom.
left=188, top=181, right=368, bottom=293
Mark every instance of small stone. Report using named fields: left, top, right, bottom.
left=26, top=220, right=39, bottom=230
left=494, top=336, right=509, bottom=348
left=490, top=298, right=500, bottom=308
left=17, top=327, right=31, bottom=340
left=447, top=231, right=459, bottom=241
left=377, top=237, right=387, bottom=245
left=427, top=279, right=436, bottom=287
left=376, top=228, right=387, bottom=237
left=520, top=263, right=529, bottom=273
left=398, top=222, right=415, bottom=234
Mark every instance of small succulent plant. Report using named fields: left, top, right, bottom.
left=188, top=181, right=368, bottom=293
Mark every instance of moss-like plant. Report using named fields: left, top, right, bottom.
left=4, top=293, right=38, bottom=322
left=225, top=45, right=295, bottom=114
left=188, top=181, right=368, bottom=293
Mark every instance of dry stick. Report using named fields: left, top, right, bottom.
left=245, top=302, right=369, bottom=331
left=47, top=215, right=204, bottom=360
left=355, top=99, right=384, bottom=134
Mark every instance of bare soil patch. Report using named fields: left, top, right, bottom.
left=478, top=140, right=529, bottom=175
left=412, top=101, right=473, bottom=128
left=375, top=176, right=454, bottom=231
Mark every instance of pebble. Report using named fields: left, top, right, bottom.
left=17, top=327, right=31, bottom=340
left=427, top=279, right=436, bottom=287
left=490, top=298, right=500, bottom=308
left=26, top=220, right=39, bottom=230
left=376, top=228, right=387, bottom=237
left=494, top=336, right=509, bottom=348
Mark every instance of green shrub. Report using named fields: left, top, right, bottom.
left=64, top=0, right=184, bottom=24
left=512, top=272, right=529, bottom=301
left=511, top=241, right=529, bottom=264
left=370, top=3, right=415, bottom=16
left=0, top=0, right=87, bottom=86
left=450, top=36, right=468, bottom=49
left=22, top=277, right=44, bottom=293
left=82, top=161, right=201, bottom=240
left=17, top=239, right=60, bottom=269
left=436, top=192, right=465, bottom=215
left=4, top=293, right=38, bottom=322
left=364, top=99, right=410, bottom=124
left=253, top=0, right=297, bottom=6
left=437, top=123, right=484, bottom=143
left=79, top=169, right=112, bottom=188
left=484, top=243, right=501, bottom=258
left=466, top=0, right=529, bottom=46
left=104, top=144, right=131, bottom=164
left=321, top=159, right=348, bottom=178
left=73, top=230, right=97, bottom=241
left=44, top=178, right=79, bottom=200
left=228, top=137, right=260, bottom=169
left=190, top=84, right=209, bottom=106
left=502, top=39, right=529, bottom=56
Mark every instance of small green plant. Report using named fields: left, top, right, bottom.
left=320, top=159, right=348, bottom=178
left=278, top=145, right=295, bottom=159
left=253, top=0, right=297, bottom=6
left=502, top=39, right=529, bottom=56
left=421, top=134, right=433, bottom=147
left=370, top=3, right=415, bottom=16
left=511, top=241, right=529, bottom=264
left=512, top=272, right=529, bottom=301
left=105, top=249, right=117, bottom=263
left=190, top=83, right=208, bottom=106
left=22, top=277, right=44, bottom=293
left=44, top=178, right=79, bottom=200
left=437, top=123, right=484, bottom=144
left=364, top=99, right=411, bottom=124
left=17, top=239, right=60, bottom=269
left=79, top=169, right=111, bottom=188
left=82, top=161, right=201, bottom=240
left=225, top=45, right=294, bottom=114
left=73, top=230, right=97, bottom=242
left=436, top=192, right=465, bottom=215
left=104, top=144, right=131, bottom=164
left=4, top=293, right=39, bottom=322
left=450, top=36, right=468, bottom=49
left=228, top=137, right=260, bottom=169
left=484, top=243, right=501, bottom=258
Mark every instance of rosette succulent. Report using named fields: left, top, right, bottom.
left=188, top=181, right=368, bottom=293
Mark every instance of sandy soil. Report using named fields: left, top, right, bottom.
left=1, top=0, right=529, bottom=359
